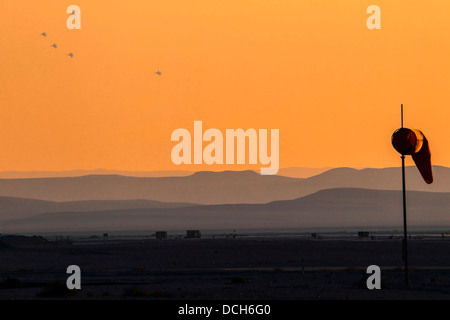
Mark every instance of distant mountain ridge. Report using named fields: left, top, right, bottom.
left=0, top=169, right=194, bottom=179
left=0, top=197, right=196, bottom=221
left=0, top=167, right=330, bottom=179
left=0, top=166, right=447, bottom=204
left=2, top=188, right=450, bottom=233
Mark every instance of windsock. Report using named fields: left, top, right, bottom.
left=391, top=128, right=433, bottom=184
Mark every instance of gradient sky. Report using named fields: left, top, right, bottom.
left=1, top=1, right=449, bottom=172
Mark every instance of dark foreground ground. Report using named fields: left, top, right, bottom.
left=1, top=235, right=450, bottom=300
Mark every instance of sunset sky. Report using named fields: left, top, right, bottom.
left=1, top=0, right=449, bottom=172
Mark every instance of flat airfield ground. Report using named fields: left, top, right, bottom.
left=1, top=235, right=450, bottom=300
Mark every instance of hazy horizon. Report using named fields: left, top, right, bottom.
left=0, top=165, right=441, bottom=179
left=0, top=166, right=449, bottom=233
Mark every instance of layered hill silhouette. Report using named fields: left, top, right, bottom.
left=0, top=197, right=195, bottom=221
left=1, top=188, right=450, bottom=233
left=0, top=169, right=193, bottom=179
left=0, top=167, right=328, bottom=179
left=0, top=166, right=448, bottom=204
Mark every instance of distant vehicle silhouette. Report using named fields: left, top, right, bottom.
left=67, top=52, right=74, bottom=58
left=51, top=43, right=57, bottom=49
left=40, top=32, right=47, bottom=37
left=155, top=71, right=162, bottom=76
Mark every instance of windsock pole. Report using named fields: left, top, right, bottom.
left=400, top=104, right=409, bottom=287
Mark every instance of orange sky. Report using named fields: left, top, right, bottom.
left=1, top=0, right=450, bottom=172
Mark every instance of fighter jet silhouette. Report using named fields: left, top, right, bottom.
left=40, top=32, right=47, bottom=37
left=155, top=71, right=162, bottom=76
left=67, top=52, right=74, bottom=58
left=51, top=43, right=57, bottom=48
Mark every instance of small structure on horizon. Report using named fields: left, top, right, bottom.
left=155, top=231, right=167, bottom=240
left=358, top=231, right=370, bottom=238
left=103, top=233, right=108, bottom=238
left=186, top=230, right=201, bottom=239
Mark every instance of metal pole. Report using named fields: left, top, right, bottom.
left=401, top=104, right=403, bottom=128
left=402, top=155, right=409, bottom=287
left=400, top=104, right=409, bottom=287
